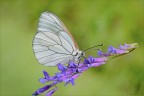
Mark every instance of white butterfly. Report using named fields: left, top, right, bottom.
left=32, top=12, right=84, bottom=66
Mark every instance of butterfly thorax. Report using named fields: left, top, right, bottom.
left=72, top=50, right=84, bottom=63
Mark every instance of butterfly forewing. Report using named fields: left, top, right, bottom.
left=49, top=12, right=79, bottom=49
left=33, top=12, right=78, bottom=66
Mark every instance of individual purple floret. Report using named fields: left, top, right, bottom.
left=32, top=85, right=51, bottom=96
left=46, top=87, right=57, bottom=96
left=39, top=71, right=50, bottom=83
left=32, top=43, right=138, bottom=96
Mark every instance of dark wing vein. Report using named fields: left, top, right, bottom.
left=57, top=33, right=62, bottom=45
left=40, top=16, right=58, bottom=26
left=37, top=53, right=56, bottom=60
left=47, top=12, right=65, bottom=31
left=33, top=43, right=57, bottom=47
left=59, top=58, right=68, bottom=65
left=39, top=20, right=62, bottom=30
left=34, top=37, right=56, bottom=45
left=39, top=16, right=56, bottom=24
left=43, top=56, right=69, bottom=65
left=38, top=30, right=64, bottom=34
left=58, top=33, right=74, bottom=52
left=34, top=43, right=72, bottom=55
left=41, top=32, right=59, bottom=45
left=34, top=49, right=55, bottom=53
left=38, top=25, right=60, bottom=32
left=38, top=53, right=70, bottom=60
left=56, top=33, right=72, bottom=53
left=48, top=48, right=72, bottom=55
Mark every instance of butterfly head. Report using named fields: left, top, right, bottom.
left=72, top=50, right=85, bottom=63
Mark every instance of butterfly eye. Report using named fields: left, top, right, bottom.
left=82, top=53, right=83, bottom=55
left=81, top=52, right=84, bottom=56
left=75, top=53, right=78, bottom=56
left=78, top=56, right=80, bottom=59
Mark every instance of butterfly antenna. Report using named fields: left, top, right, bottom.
left=83, top=44, right=104, bottom=52
left=82, top=55, right=87, bottom=60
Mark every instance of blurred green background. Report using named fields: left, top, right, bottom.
left=0, top=0, right=144, bottom=96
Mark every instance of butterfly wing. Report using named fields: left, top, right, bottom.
left=32, top=12, right=78, bottom=66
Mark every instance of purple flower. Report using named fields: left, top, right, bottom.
left=33, top=85, right=51, bottom=96
left=39, top=70, right=50, bottom=83
left=33, top=43, right=138, bottom=96
left=46, top=87, right=57, bottom=96
left=58, top=64, right=67, bottom=72
left=64, top=77, right=75, bottom=86
left=97, top=50, right=103, bottom=56
left=119, top=43, right=138, bottom=50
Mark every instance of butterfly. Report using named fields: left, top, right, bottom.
left=32, top=12, right=85, bottom=66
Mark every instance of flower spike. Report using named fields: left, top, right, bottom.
left=33, top=43, right=138, bottom=96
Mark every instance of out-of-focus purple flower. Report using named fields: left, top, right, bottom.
left=97, top=43, right=138, bottom=57
left=39, top=70, right=50, bottom=83
left=32, top=85, right=51, bottom=96
left=32, top=43, right=138, bottom=96
left=119, top=43, right=138, bottom=50
left=64, top=77, right=75, bottom=86
left=58, top=64, right=67, bottom=73
left=46, top=87, right=57, bottom=96
left=108, top=46, right=128, bottom=54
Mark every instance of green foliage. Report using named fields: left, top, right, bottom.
left=0, top=0, right=144, bottom=96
